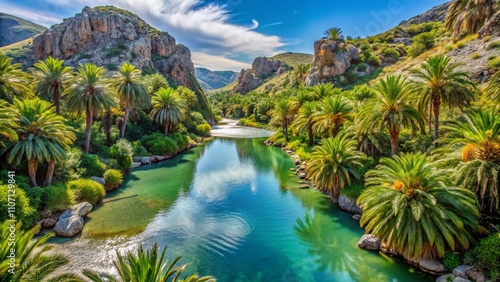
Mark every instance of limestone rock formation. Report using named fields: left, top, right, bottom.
left=338, top=194, right=363, bottom=214
left=398, top=3, right=450, bottom=27
left=478, top=11, right=500, bottom=39
left=357, top=234, right=380, bottom=251
left=54, top=215, right=84, bottom=237
left=233, top=56, right=289, bottom=94
left=305, top=39, right=359, bottom=86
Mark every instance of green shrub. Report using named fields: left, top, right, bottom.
left=67, top=179, right=105, bottom=204
left=340, top=182, right=364, bottom=199
left=356, top=63, right=368, bottom=72
left=414, top=32, right=435, bottom=49
left=0, top=184, right=38, bottom=227
left=268, top=132, right=287, bottom=147
left=380, top=47, right=400, bottom=60
left=196, top=123, right=211, bottom=137
left=455, top=41, right=466, bottom=49
left=43, top=182, right=75, bottom=212
left=141, top=133, right=180, bottom=155
left=109, top=139, right=134, bottom=172
left=488, top=57, right=500, bottom=70
left=482, top=35, right=492, bottom=42
left=467, top=232, right=500, bottom=280
left=171, top=132, right=189, bottom=149
left=103, top=169, right=123, bottom=191
left=295, top=146, right=312, bottom=161
left=471, top=53, right=481, bottom=59
left=132, top=141, right=150, bottom=156
left=408, top=42, right=427, bottom=57
left=486, top=41, right=500, bottom=50
left=364, top=53, right=381, bottom=66
left=443, top=251, right=461, bottom=271
left=80, top=154, right=107, bottom=178
left=55, top=147, right=85, bottom=181
left=406, top=22, right=435, bottom=35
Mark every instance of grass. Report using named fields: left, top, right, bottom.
left=270, top=52, right=313, bottom=68
left=471, top=52, right=481, bottom=59
left=0, top=38, right=33, bottom=60
left=488, top=56, right=500, bottom=70
left=486, top=41, right=500, bottom=50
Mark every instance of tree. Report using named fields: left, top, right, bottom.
left=7, top=98, right=75, bottom=187
left=150, top=88, right=186, bottom=136
left=31, top=56, right=73, bottom=114
left=145, top=73, right=169, bottom=94
left=112, top=63, right=150, bottom=139
left=295, top=64, right=311, bottom=84
left=309, top=83, right=339, bottom=100
left=0, top=100, right=17, bottom=147
left=358, top=153, right=480, bottom=260
left=358, top=75, right=424, bottom=156
left=0, top=221, right=79, bottom=281
left=269, top=98, right=294, bottom=141
left=411, top=55, right=476, bottom=144
left=313, top=95, right=354, bottom=137
left=324, top=27, right=344, bottom=41
left=445, top=0, right=498, bottom=36
left=0, top=54, right=31, bottom=102
left=306, top=134, right=365, bottom=203
left=291, top=101, right=318, bottom=146
left=82, top=243, right=215, bottom=282
left=64, top=63, right=115, bottom=153
left=444, top=108, right=500, bottom=214
left=485, top=71, right=500, bottom=102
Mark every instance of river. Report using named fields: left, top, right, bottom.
left=49, top=120, right=431, bottom=281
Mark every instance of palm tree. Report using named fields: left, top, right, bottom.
left=324, top=27, right=344, bottom=41
left=358, top=75, right=424, bottom=156
left=64, top=63, right=115, bottom=153
left=443, top=108, right=500, bottom=214
left=150, top=88, right=186, bottom=136
left=0, top=54, right=31, bottom=102
left=0, top=221, right=79, bottom=281
left=411, top=55, right=476, bottom=144
left=146, top=73, right=170, bottom=94
left=309, top=83, right=339, bottom=100
left=306, top=134, right=365, bottom=203
left=291, top=86, right=311, bottom=113
left=485, top=71, right=500, bottom=102
left=112, top=63, right=150, bottom=138
left=31, top=56, right=73, bottom=114
left=0, top=100, right=18, bottom=147
left=7, top=98, right=75, bottom=187
left=82, top=243, right=215, bottom=282
left=295, top=64, right=311, bottom=84
left=358, top=153, right=480, bottom=260
left=313, top=95, right=354, bottom=137
left=445, top=0, right=498, bottom=36
left=291, top=101, right=318, bottom=146
left=269, top=98, right=294, bottom=141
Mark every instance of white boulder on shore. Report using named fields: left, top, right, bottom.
left=53, top=202, right=93, bottom=237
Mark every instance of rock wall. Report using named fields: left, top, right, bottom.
left=233, top=56, right=289, bottom=94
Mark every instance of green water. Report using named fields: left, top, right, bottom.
left=54, top=136, right=431, bottom=281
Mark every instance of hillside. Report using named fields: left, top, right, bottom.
left=0, top=12, right=46, bottom=47
left=269, top=52, right=313, bottom=67
left=195, top=68, right=238, bottom=90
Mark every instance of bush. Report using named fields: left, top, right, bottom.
left=43, top=182, right=74, bottom=212
left=0, top=184, right=38, bottom=227
left=109, top=139, right=134, bottom=172
left=171, top=132, right=189, bottom=149
left=408, top=42, right=427, bottom=57
left=443, top=251, right=461, bottom=271
left=141, top=133, right=180, bottom=155
left=380, top=47, right=400, bottom=60
left=67, top=179, right=105, bottom=204
left=55, top=147, right=84, bottom=181
left=486, top=40, right=500, bottom=50
left=356, top=63, right=368, bottom=72
left=196, top=123, right=211, bottom=137
left=364, top=52, right=381, bottom=66
left=132, top=141, right=150, bottom=156
left=80, top=154, right=107, bottom=178
left=471, top=53, right=481, bottom=59
left=295, top=146, right=312, bottom=161
left=413, top=32, right=435, bottom=49
left=488, top=57, right=500, bottom=70
left=467, top=232, right=500, bottom=280
left=103, top=169, right=123, bottom=191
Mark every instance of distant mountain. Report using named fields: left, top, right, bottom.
left=0, top=12, right=46, bottom=47
left=195, top=68, right=239, bottom=90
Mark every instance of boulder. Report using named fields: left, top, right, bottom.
left=141, top=157, right=151, bottom=165
left=133, top=157, right=142, bottom=162
left=465, top=267, right=485, bottom=282
left=60, top=202, right=93, bottom=220
left=453, top=278, right=471, bottom=282
left=132, top=162, right=141, bottom=169
left=90, top=176, right=105, bottom=186
left=453, top=265, right=472, bottom=279
left=436, top=274, right=456, bottom=282
left=357, top=234, right=380, bottom=251
left=478, top=11, right=500, bottom=39
left=154, top=155, right=165, bottom=162
left=418, top=258, right=447, bottom=275
left=299, top=185, right=310, bottom=189
left=299, top=173, right=307, bottom=179
left=42, top=218, right=57, bottom=229
left=338, top=194, right=363, bottom=214
left=53, top=215, right=84, bottom=237
left=352, top=214, right=361, bottom=221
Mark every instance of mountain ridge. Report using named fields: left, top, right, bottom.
left=0, top=12, right=47, bottom=47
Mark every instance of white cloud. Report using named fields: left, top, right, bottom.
left=192, top=52, right=250, bottom=72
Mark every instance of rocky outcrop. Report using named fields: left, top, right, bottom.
left=465, top=267, right=486, bottom=282
left=54, top=202, right=93, bottom=237
left=60, top=202, right=93, bottom=219
left=398, top=3, right=450, bottom=27
left=338, top=194, right=363, bottom=214
left=357, top=234, right=380, bottom=251
left=233, top=57, right=289, bottom=94
left=478, top=11, right=500, bottom=39
left=305, top=39, right=359, bottom=86
left=418, top=258, right=447, bottom=276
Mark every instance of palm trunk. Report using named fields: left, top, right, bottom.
left=28, top=158, right=38, bottom=187
left=43, top=159, right=55, bottom=187
left=84, top=107, right=93, bottom=154
left=390, top=130, right=399, bottom=157
left=120, top=106, right=130, bottom=139
left=103, top=109, right=112, bottom=146
left=284, top=119, right=289, bottom=141
left=428, top=102, right=432, bottom=135
left=308, top=125, right=314, bottom=147
left=164, top=122, right=169, bottom=137
left=330, top=176, right=340, bottom=204
left=332, top=124, right=340, bottom=138
left=433, top=97, right=441, bottom=146
left=54, top=86, right=60, bottom=115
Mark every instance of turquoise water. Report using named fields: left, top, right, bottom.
left=51, top=126, right=431, bottom=281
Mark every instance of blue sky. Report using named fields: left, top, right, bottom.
left=0, top=0, right=448, bottom=71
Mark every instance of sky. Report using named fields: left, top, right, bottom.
left=0, top=0, right=449, bottom=71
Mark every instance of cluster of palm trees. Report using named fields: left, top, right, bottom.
left=266, top=53, right=499, bottom=260
left=0, top=55, right=192, bottom=187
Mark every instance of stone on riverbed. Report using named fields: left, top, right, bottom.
left=299, top=172, right=307, bottom=179
left=60, top=202, right=93, bottom=219
left=465, top=267, right=485, bottom=282
left=300, top=184, right=309, bottom=189
left=42, top=218, right=57, bottom=228
left=453, top=265, right=472, bottom=279
left=132, top=162, right=141, bottom=169
left=418, top=258, right=447, bottom=275
left=352, top=214, right=361, bottom=221
left=436, top=274, right=456, bottom=282
left=53, top=215, right=84, bottom=237
left=141, top=157, right=151, bottom=165
left=357, top=234, right=380, bottom=251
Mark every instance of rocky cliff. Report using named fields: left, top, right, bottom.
left=233, top=56, right=290, bottom=94
left=195, top=68, right=238, bottom=90
left=29, top=6, right=214, bottom=122
left=398, top=2, right=450, bottom=27
left=0, top=12, right=46, bottom=47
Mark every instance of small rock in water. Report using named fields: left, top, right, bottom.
left=42, top=218, right=57, bottom=228
left=299, top=173, right=306, bottom=179
left=299, top=185, right=309, bottom=189
left=357, top=234, right=380, bottom=251
left=453, top=265, right=472, bottom=279
left=436, top=274, right=456, bottom=282
left=352, top=214, right=361, bottom=221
